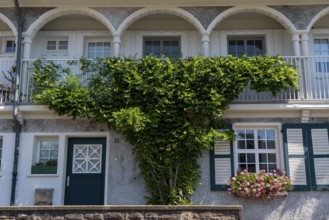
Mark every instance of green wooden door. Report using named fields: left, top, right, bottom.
left=65, top=138, right=106, bottom=205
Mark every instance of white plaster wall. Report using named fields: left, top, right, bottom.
left=0, top=133, right=15, bottom=206
left=210, top=29, right=292, bottom=57
left=14, top=132, right=109, bottom=206
left=31, top=31, right=113, bottom=59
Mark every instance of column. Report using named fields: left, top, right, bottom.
left=301, top=33, right=309, bottom=56
left=291, top=34, right=301, bottom=56
left=23, top=36, right=32, bottom=59
left=202, top=34, right=210, bottom=57
left=112, top=35, right=121, bottom=58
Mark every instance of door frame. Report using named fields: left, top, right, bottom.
left=64, top=136, right=108, bottom=205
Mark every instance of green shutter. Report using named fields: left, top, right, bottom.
left=282, top=124, right=311, bottom=190
left=307, top=124, right=329, bottom=190
left=210, top=125, right=234, bottom=190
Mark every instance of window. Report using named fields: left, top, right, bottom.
left=5, top=40, right=16, bottom=53
left=228, top=37, right=265, bottom=57
left=144, top=37, right=181, bottom=58
left=236, top=129, right=277, bottom=173
left=31, top=138, right=58, bottom=174
left=87, top=42, right=110, bottom=58
left=314, top=39, right=329, bottom=73
left=46, top=40, right=68, bottom=52
left=38, top=139, right=58, bottom=163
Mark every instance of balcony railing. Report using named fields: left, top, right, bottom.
left=2, top=56, right=329, bottom=104
left=0, top=59, right=16, bottom=103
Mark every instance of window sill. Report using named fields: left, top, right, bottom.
left=27, top=174, right=59, bottom=177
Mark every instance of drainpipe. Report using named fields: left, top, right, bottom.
left=10, top=0, right=24, bottom=206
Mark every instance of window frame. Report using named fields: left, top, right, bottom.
left=34, top=137, right=59, bottom=164
left=84, top=37, right=112, bottom=59
left=233, top=124, right=284, bottom=174
left=312, top=37, right=329, bottom=74
left=143, top=36, right=181, bottom=58
left=2, top=38, right=16, bottom=54
left=44, top=38, right=69, bottom=53
left=227, top=35, right=266, bottom=57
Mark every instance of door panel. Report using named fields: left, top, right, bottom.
left=65, top=138, right=106, bottom=205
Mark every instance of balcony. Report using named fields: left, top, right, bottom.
left=1, top=56, right=329, bottom=104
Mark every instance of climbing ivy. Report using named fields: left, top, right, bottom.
left=31, top=56, right=298, bottom=205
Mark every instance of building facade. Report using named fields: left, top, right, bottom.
left=0, top=1, right=329, bottom=219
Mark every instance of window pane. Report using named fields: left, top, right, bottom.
left=258, top=140, right=266, bottom=149
left=259, top=153, right=267, bottom=163
left=266, top=130, right=275, bottom=139
left=239, top=164, right=247, bottom=171
left=268, top=153, right=276, bottom=162
left=248, top=164, right=256, bottom=173
left=259, top=164, right=268, bottom=172
left=267, top=140, right=276, bottom=149
left=5, top=40, right=16, bottom=53
left=246, top=140, right=255, bottom=149
left=237, top=130, right=245, bottom=139
left=257, top=130, right=265, bottom=139
left=88, top=43, right=96, bottom=51
left=246, top=130, right=254, bottom=139
left=238, top=140, right=245, bottom=149
left=47, top=41, right=56, bottom=50
left=247, top=154, right=255, bottom=163
left=238, top=153, right=246, bottom=163
left=59, top=41, right=68, bottom=50
left=40, top=150, right=49, bottom=158
left=269, top=164, right=277, bottom=171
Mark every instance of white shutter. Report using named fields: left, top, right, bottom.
left=286, top=128, right=308, bottom=186
left=211, top=139, right=232, bottom=190
left=311, top=128, right=329, bottom=186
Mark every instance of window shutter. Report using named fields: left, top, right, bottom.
left=210, top=125, right=234, bottom=190
left=309, top=126, right=329, bottom=190
left=282, top=124, right=311, bottom=190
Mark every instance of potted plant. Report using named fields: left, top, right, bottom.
left=227, top=169, right=292, bottom=199
left=31, top=159, right=57, bottom=174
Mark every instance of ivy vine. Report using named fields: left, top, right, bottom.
left=31, top=56, right=298, bottom=205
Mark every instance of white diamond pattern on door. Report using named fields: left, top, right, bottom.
left=72, top=144, right=102, bottom=174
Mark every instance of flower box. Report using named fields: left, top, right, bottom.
left=31, top=165, right=57, bottom=174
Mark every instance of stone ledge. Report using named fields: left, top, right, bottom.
left=0, top=205, right=244, bottom=220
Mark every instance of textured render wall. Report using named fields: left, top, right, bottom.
left=181, top=7, right=231, bottom=30
left=107, top=130, right=147, bottom=205
left=22, top=8, right=55, bottom=32
left=92, top=7, right=142, bottom=31
left=270, top=5, right=329, bottom=30
left=0, top=8, right=17, bottom=27
left=22, top=119, right=109, bottom=133
left=192, top=150, right=329, bottom=220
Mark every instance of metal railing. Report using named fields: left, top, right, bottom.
left=2, top=56, right=329, bottom=103
left=0, top=59, right=16, bottom=103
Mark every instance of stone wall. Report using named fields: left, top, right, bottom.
left=0, top=205, right=244, bottom=220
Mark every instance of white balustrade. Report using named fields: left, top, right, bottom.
left=2, top=56, right=329, bottom=103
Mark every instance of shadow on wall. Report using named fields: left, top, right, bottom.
left=192, top=191, right=329, bottom=220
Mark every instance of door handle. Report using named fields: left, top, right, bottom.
left=66, top=176, right=70, bottom=187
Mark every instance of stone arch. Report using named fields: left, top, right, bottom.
left=25, top=8, right=116, bottom=39
left=206, top=6, right=297, bottom=35
left=116, top=8, right=206, bottom=36
left=306, top=6, right=329, bottom=32
left=0, top=12, right=17, bottom=37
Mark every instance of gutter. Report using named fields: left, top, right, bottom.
left=10, top=0, right=24, bottom=206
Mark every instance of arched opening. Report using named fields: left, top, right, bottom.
left=0, top=15, right=17, bottom=96
left=118, top=9, right=205, bottom=58
left=31, top=14, right=112, bottom=59
left=209, top=11, right=294, bottom=57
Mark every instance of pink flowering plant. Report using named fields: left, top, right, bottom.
left=227, top=169, right=292, bottom=199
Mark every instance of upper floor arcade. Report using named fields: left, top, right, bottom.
left=1, top=4, right=329, bottom=103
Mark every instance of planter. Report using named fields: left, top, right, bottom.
left=31, top=165, right=57, bottom=174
